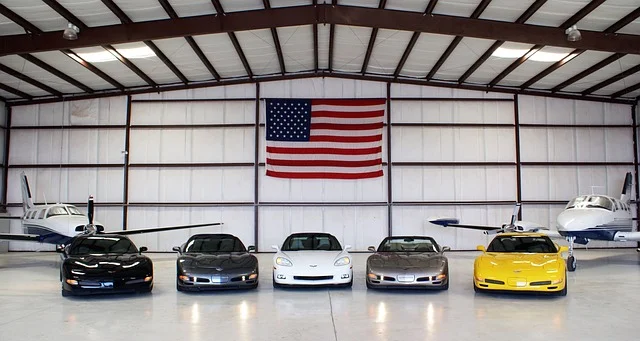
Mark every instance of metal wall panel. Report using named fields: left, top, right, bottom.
left=391, top=100, right=515, bottom=124
left=11, top=97, right=127, bottom=126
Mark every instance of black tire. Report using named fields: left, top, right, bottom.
left=366, top=280, right=373, bottom=289
left=344, top=279, right=353, bottom=288
left=473, top=282, right=481, bottom=293
left=176, top=282, right=184, bottom=292
left=61, top=289, right=71, bottom=297
left=250, top=281, right=259, bottom=289
left=567, top=256, right=577, bottom=272
left=558, top=280, right=567, bottom=296
left=441, top=280, right=449, bottom=291
left=138, top=284, right=153, bottom=294
left=272, top=276, right=282, bottom=289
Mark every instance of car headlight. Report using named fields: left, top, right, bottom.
left=276, top=257, right=293, bottom=266
left=334, top=257, right=350, bottom=266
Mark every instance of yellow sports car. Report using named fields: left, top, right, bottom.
left=473, top=233, right=568, bottom=295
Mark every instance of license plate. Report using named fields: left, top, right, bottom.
left=211, top=276, right=222, bottom=283
left=397, top=275, right=415, bottom=282
left=516, top=281, right=526, bottom=287
left=101, top=281, right=114, bottom=288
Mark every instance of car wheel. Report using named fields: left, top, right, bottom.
left=176, top=281, right=184, bottom=292
left=441, top=280, right=449, bottom=291
left=567, top=256, right=576, bottom=272
left=61, top=289, right=71, bottom=297
left=473, top=282, right=481, bottom=293
left=251, top=281, right=259, bottom=289
left=366, top=280, right=373, bottom=289
left=558, top=280, right=567, bottom=296
left=344, top=279, right=353, bottom=288
left=272, top=276, right=282, bottom=289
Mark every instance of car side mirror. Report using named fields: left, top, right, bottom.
left=139, top=246, right=148, bottom=254
left=248, top=245, right=256, bottom=252
left=271, top=245, right=279, bottom=252
left=476, top=245, right=486, bottom=252
left=55, top=245, right=65, bottom=253
left=558, top=246, right=569, bottom=253
left=344, top=245, right=352, bottom=251
left=367, top=246, right=376, bottom=252
left=442, top=246, right=451, bottom=252
left=172, top=246, right=181, bottom=253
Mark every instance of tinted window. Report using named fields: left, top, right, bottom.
left=184, top=236, right=246, bottom=253
left=378, top=237, right=439, bottom=252
left=69, top=237, right=138, bottom=255
left=282, top=234, right=342, bottom=251
left=487, top=236, right=557, bottom=253
left=47, top=206, right=68, bottom=218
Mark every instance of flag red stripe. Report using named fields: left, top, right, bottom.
left=311, top=110, right=384, bottom=118
left=309, top=135, right=382, bottom=143
left=311, top=99, right=386, bottom=106
left=310, top=122, right=384, bottom=130
left=266, top=170, right=384, bottom=179
left=266, top=158, right=382, bottom=167
left=267, top=146, right=382, bottom=155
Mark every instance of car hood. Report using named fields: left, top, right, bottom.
left=477, top=253, right=562, bottom=272
left=66, top=254, right=150, bottom=270
left=368, top=252, right=446, bottom=269
left=179, top=252, right=257, bottom=270
left=278, top=250, right=346, bottom=266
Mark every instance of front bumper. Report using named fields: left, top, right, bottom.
left=273, top=266, right=352, bottom=286
left=367, top=273, right=448, bottom=289
left=177, top=272, right=258, bottom=291
left=474, top=276, right=566, bottom=293
left=62, top=276, right=153, bottom=296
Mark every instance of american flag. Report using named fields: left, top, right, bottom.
left=265, top=98, right=385, bottom=179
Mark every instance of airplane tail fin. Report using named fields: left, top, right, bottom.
left=620, top=172, right=633, bottom=203
left=20, top=172, right=33, bottom=212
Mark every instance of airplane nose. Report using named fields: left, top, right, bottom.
left=557, top=210, right=603, bottom=231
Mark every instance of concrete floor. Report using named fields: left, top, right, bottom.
left=1, top=250, right=640, bottom=341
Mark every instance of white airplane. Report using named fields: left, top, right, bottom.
left=430, top=172, right=637, bottom=272
left=0, top=172, right=222, bottom=246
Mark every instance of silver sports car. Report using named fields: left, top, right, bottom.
left=366, top=236, right=450, bottom=290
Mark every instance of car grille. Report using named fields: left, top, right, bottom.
left=529, top=280, right=552, bottom=286
left=293, top=276, right=333, bottom=281
left=485, top=279, right=505, bottom=285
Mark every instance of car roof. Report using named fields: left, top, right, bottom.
left=189, top=233, right=237, bottom=238
left=495, top=232, right=546, bottom=237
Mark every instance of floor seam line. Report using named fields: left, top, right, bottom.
left=328, top=290, right=338, bottom=341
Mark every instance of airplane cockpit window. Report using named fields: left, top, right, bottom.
left=566, top=196, right=587, bottom=209
left=585, top=196, right=613, bottom=211
left=66, top=206, right=84, bottom=216
left=38, top=210, right=45, bottom=219
left=47, top=206, right=69, bottom=218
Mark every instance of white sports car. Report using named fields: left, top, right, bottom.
left=272, top=232, right=353, bottom=287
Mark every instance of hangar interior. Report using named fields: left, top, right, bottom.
left=1, top=0, right=640, bottom=340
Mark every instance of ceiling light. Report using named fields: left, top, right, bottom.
left=63, top=22, right=79, bottom=40
left=77, top=46, right=156, bottom=63
left=492, top=47, right=570, bottom=62
left=565, top=25, right=582, bottom=42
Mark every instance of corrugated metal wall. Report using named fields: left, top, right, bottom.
left=3, top=78, right=637, bottom=251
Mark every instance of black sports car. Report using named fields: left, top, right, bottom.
left=174, top=234, right=259, bottom=291
left=59, top=235, right=153, bottom=296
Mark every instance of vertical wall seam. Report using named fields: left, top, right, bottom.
left=514, top=94, right=522, bottom=220
left=386, top=82, right=392, bottom=237
left=2, top=106, right=11, bottom=207
left=254, top=83, right=260, bottom=250
left=630, top=104, right=639, bottom=246
left=122, top=95, right=132, bottom=230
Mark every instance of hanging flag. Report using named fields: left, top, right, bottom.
left=265, top=98, right=385, bottom=179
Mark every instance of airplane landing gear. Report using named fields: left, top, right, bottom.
left=567, top=236, right=577, bottom=272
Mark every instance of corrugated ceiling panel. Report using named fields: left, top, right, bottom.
left=318, top=24, right=330, bottom=70
left=111, top=0, right=169, bottom=22
left=235, top=29, right=281, bottom=76
left=618, top=18, right=640, bottom=35
left=166, top=0, right=215, bottom=17
left=368, top=29, right=413, bottom=75
left=479, top=0, right=535, bottom=22
left=500, top=46, right=576, bottom=87
left=270, top=0, right=311, bottom=7
left=466, top=41, right=535, bottom=84
left=576, top=0, right=639, bottom=32
left=110, top=42, right=181, bottom=84
left=193, top=34, right=247, bottom=78
left=563, top=55, right=640, bottom=93
left=278, top=25, right=314, bottom=73
left=0, top=89, right=19, bottom=99
left=147, top=38, right=211, bottom=82
left=433, top=37, right=496, bottom=81
left=1, top=0, right=66, bottom=32
left=530, top=50, right=613, bottom=89
left=386, top=0, right=428, bottom=12
left=0, top=14, right=25, bottom=35
left=432, top=0, right=482, bottom=17
left=339, top=0, right=379, bottom=8
left=29, top=51, right=113, bottom=90
left=526, top=0, right=591, bottom=27
left=58, top=0, right=120, bottom=27
left=332, top=25, right=371, bottom=73
left=70, top=46, right=147, bottom=87
left=0, top=55, right=81, bottom=93
left=627, top=89, right=640, bottom=98
left=220, top=0, right=262, bottom=12
left=399, top=33, right=453, bottom=78
left=592, top=73, right=640, bottom=96
left=0, top=72, right=49, bottom=97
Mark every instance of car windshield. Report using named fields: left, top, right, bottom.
left=281, top=234, right=342, bottom=251
left=69, top=236, right=138, bottom=255
left=46, top=206, right=68, bottom=218
left=66, top=206, right=85, bottom=216
left=487, top=236, right=557, bottom=253
left=378, top=237, right=439, bottom=252
left=184, top=236, right=246, bottom=253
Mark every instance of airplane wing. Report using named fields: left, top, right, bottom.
left=0, top=233, right=41, bottom=242
left=428, top=217, right=502, bottom=231
left=103, top=222, right=223, bottom=236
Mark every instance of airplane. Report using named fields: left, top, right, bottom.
left=0, top=172, right=222, bottom=247
left=430, top=172, right=637, bottom=272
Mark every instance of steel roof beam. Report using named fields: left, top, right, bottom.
left=2, top=5, right=640, bottom=56
left=0, top=63, right=62, bottom=97
left=0, top=82, right=32, bottom=99
left=611, top=81, right=640, bottom=98
left=62, top=49, right=125, bottom=90
left=0, top=3, right=42, bottom=34
left=361, top=0, right=387, bottom=75
left=582, top=64, right=640, bottom=95
left=211, top=0, right=253, bottom=78
left=392, top=0, right=437, bottom=77
left=426, top=0, right=492, bottom=80
left=263, top=0, right=286, bottom=75
left=19, top=54, right=93, bottom=93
